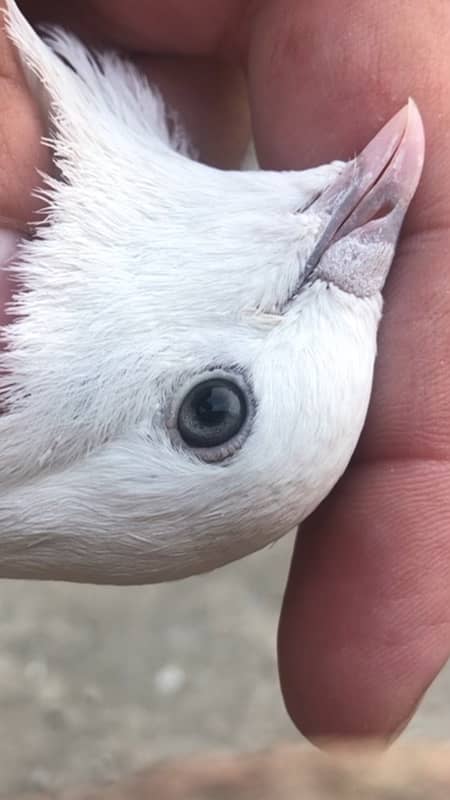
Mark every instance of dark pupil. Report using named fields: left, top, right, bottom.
left=178, top=379, right=247, bottom=449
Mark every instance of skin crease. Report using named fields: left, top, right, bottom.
left=0, top=0, right=449, bottom=741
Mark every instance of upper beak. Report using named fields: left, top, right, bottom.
left=303, top=98, right=425, bottom=296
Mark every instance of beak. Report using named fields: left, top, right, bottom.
left=303, top=98, right=425, bottom=296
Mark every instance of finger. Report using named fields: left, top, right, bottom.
left=0, top=2, right=51, bottom=326
left=20, top=0, right=244, bottom=55
left=19, top=0, right=251, bottom=169
left=247, top=0, right=450, bottom=738
left=278, top=461, right=450, bottom=740
left=278, top=226, right=450, bottom=740
left=135, top=56, right=250, bottom=169
left=0, top=1, right=49, bottom=229
left=247, top=0, right=448, bottom=234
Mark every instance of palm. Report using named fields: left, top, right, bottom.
left=3, top=0, right=450, bottom=739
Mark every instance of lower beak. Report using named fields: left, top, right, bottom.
left=304, top=99, right=425, bottom=296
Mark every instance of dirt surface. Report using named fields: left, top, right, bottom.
left=17, top=744, right=450, bottom=800
left=0, top=533, right=448, bottom=796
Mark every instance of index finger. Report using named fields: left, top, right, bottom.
left=246, top=0, right=450, bottom=739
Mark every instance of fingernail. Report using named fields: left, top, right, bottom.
left=0, top=228, right=20, bottom=268
left=386, top=696, right=425, bottom=744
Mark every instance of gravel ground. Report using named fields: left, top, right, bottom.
left=0, top=532, right=448, bottom=796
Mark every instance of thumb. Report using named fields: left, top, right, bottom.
left=0, top=2, right=49, bottom=324
left=0, top=2, right=49, bottom=230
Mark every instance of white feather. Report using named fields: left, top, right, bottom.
left=0, top=1, right=383, bottom=583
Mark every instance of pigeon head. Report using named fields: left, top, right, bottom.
left=0, top=1, right=425, bottom=583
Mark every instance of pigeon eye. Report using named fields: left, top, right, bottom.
left=177, top=378, right=247, bottom=449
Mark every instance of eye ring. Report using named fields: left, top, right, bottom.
left=166, top=369, right=255, bottom=463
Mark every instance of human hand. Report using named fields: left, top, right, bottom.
left=1, top=0, right=448, bottom=742
left=267, top=1, right=450, bottom=741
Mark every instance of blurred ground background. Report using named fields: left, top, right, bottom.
left=0, top=532, right=449, bottom=796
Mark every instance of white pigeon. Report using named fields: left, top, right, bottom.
left=0, top=1, right=424, bottom=584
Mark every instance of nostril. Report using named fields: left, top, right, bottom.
left=370, top=201, right=396, bottom=222
left=334, top=197, right=399, bottom=243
